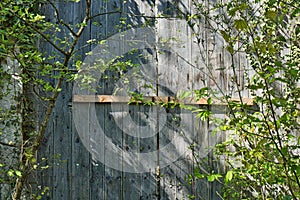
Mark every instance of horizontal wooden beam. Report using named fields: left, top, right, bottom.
left=73, top=95, right=254, bottom=106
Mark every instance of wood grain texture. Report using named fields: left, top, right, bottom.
left=37, top=0, right=253, bottom=199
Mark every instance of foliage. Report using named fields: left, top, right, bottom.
left=0, top=0, right=95, bottom=199
left=0, top=0, right=148, bottom=198
left=1, top=0, right=300, bottom=199
left=185, top=0, right=300, bottom=199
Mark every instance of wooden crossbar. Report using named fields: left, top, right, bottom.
left=73, top=95, right=254, bottom=106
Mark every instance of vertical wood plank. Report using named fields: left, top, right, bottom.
left=102, top=3, right=123, bottom=195
left=37, top=2, right=56, bottom=198
left=70, top=0, right=92, bottom=199
left=51, top=1, right=74, bottom=198
left=89, top=0, right=107, bottom=199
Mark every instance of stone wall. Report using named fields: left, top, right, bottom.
left=0, top=57, right=22, bottom=200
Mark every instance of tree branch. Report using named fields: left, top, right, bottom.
left=8, top=10, right=68, bottom=56
left=46, top=0, right=78, bottom=37
left=12, top=0, right=91, bottom=199
left=0, top=141, right=18, bottom=148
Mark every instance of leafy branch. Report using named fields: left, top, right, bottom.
left=11, top=0, right=92, bottom=199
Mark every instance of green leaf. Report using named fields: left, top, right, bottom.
left=234, top=19, right=247, bottom=30
left=179, top=91, right=192, bottom=100
left=265, top=10, right=277, bottom=20
left=75, top=60, right=82, bottom=70
left=220, top=30, right=230, bottom=42
left=15, top=170, right=22, bottom=177
left=194, top=167, right=205, bottom=179
left=207, top=173, right=222, bottom=182
left=196, top=110, right=212, bottom=121
left=7, top=170, right=14, bottom=177
left=207, top=97, right=213, bottom=105
left=239, top=3, right=248, bottom=10
left=225, top=170, right=233, bottom=182
left=226, top=44, right=234, bottom=54
left=194, top=87, right=209, bottom=98
left=283, top=195, right=293, bottom=200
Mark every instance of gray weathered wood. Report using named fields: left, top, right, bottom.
left=37, top=0, right=253, bottom=199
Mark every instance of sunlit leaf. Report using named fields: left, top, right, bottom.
left=225, top=171, right=233, bottom=182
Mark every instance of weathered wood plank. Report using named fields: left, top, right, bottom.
left=38, top=0, right=257, bottom=199
left=71, top=103, right=90, bottom=200
left=52, top=95, right=72, bottom=200
left=121, top=104, right=142, bottom=199
left=89, top=0, right=107, bottom=199
left=36, top=3, right=56, bottom=199
left=50, top=0, right=75, bottom=198
left=69, top=0, right=92, bottom=199
left=102, top=1, right=124, bottom=195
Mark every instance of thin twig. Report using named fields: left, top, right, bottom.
left=46, top=0, right=77, bottom=37
left=12, top=0, right=92, bottom=199
left=0, top=141, right=18, bottom=148
left=8, top=10, right=68, bottom=56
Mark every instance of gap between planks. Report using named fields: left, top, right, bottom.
left=73, top=95, right=254, bottom=106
